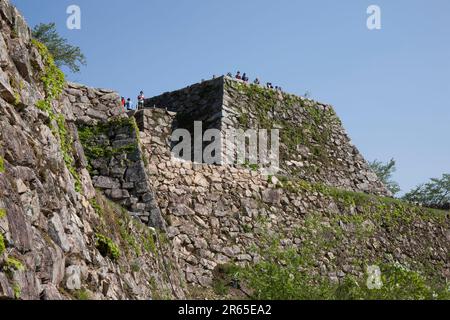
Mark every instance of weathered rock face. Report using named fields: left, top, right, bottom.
left=0, top=0, right=184, bottom=300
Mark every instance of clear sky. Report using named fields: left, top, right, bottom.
left=12, top=0, right=450, bottom=194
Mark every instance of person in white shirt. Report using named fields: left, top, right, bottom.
left=125, top=98, right=134, bottom=111
left=137, top=91, right=145, bottom=110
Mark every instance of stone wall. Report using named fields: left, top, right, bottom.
left=222, top=77, right=388, bottom=196
left=137, top=109, right=449, bottom=289
left=144, top=76, right=388, bottom=196
left=144, top=77, right=223, bottom=122
left=1, top=0, right=448, bottom=300
left=145, top=78, right=224, bottom=162
left=78, top=117, right=166, bottom=229
left=60, top=81, right=165, bottom=229
left=61, top=82, right=125, bottom=125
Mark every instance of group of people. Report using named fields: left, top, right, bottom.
left=121, top=91, right=146, bottom=111
left=234, top=71, right=250, bottom=82
left=227, top=71, right=283, bottom=92
left=121, top=72, right=283, bottom=111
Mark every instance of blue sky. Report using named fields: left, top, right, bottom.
left=12, top=0, right=450, bottom=194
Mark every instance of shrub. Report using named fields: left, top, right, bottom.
left=0, top=156, right=5, bottom=173
left=74, top=289, right=90, bottom=300
left=95, top=233, right=120, bottom=261
left=0, top=208, right=6, bottom=219
left=223, top=240, right=449, bottom=300
left=336, top=264, right=449, bottom=300
left=3, top=257, right=25, bottom=274
left=0, top=234, right=5, bottom=256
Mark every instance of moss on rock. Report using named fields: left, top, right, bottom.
left=0, top=234, right=5, bottom=256
left=95, top=233, right=121, bottom=261
left=0, top=156, right=4, bottom=174
left=31, top=39, right=82, bottom=193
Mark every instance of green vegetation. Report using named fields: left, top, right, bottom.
left=369, top=159, right=401, bottom=195
left=3, top=257, right=25, bottom=274
left=55, top=114, right=82, bottom=192
left=31, top=39, right=65, bottom=104
left=221, top=240, right=449, bottom=300
left=91, top=191, right=161, bottom=261
left=403, top=174, right=449, bottom=210
left=229, top=81, right=339, bottom=166
left=86, top=191, right=177, bottom=298
left=95, top=233, right=121, bottom=261
left=210, top=176, right=449, bottom=300
left=243, top=161, right=260, bottom=172
left=13, top=283, right=21, bottom=300
left=213, top=278, right=232, bottom=296
left=89, top=198, right=103, bottom=217
left=74, top=289, right=90, bottom=300
left=213, top=264, right=241, bottom=296
left=78, top=118, right=139, bottom=166
left=9, top=76, right=24, bottom=108
left=14, top=91, right=21, bottom=106
left=337, top=264, right=449, bottom=300
left=0, top=156, right=4, bottom=173
left=279, top=177, right=447, bottom=226
left=32, top=23, right=86, bottom=73
left=148, top=276, right=172, bottom=300
left=119, top=219, right=142, bottom=257
left=368, top=160, right=449, bottom=211
left=31, top=39, right=82, bottom=193
left=0, top=212, right=6, bottom=256
left=142, top=231, right=157, bottom=255
left=0, top=234, right=5, bottom=256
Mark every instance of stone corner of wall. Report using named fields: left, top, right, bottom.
left=62, top=82, right=126, bottom=125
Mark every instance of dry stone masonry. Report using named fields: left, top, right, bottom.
left=135, top=108, right=449, bottom=288
left=144, top=77, right=389, bottom=196
left=0, top=0, right=448, bottom=300
left=77, top=117, right=166, bottom=229
left=62, top=82, right=125, bottom=125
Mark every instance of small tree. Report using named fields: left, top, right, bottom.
left=32, top=23, right=86, bottom=73
left=403, top=174, right=450, bottom=210
left=369, top=159, right=401, bottom=195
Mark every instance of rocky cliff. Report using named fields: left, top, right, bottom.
left=0, top=0, right=184, bottom=300
left=0, top=0, right=448, bottom=300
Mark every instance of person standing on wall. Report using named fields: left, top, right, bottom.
left=137, top=91, right=145, bottom=110
left=125, top=98, right=134, bottom=111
